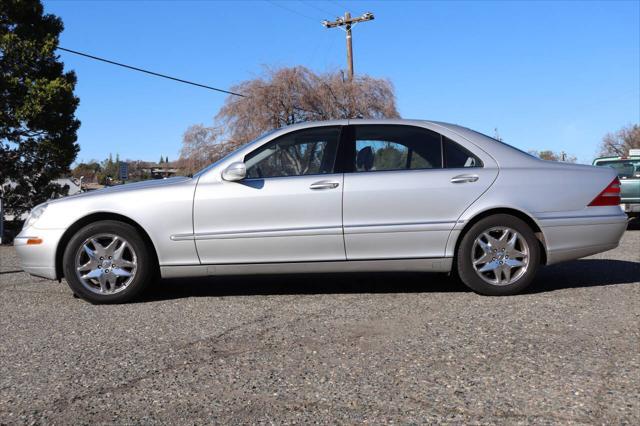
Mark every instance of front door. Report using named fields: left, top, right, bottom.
left=193, top=126, right=346, bottom=264
left=342, top=124, right=498, bottom=260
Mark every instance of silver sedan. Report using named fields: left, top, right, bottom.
left=15, top=119, right=628, bottom=303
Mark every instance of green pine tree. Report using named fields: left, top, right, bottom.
left=0, top=0, right=80, bottom=216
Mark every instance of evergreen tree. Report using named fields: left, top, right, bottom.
left=0, top=0, right=80, bottom=216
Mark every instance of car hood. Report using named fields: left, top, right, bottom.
left=49, top=176, right=193, bottom=204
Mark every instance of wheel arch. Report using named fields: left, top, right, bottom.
left=55, top=212, right=160, bottom=280
left=454, top=207, right=548, bottom=265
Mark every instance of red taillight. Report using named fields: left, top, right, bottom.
left=588, top=177, right=621, bottom=206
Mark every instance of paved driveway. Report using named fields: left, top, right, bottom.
left=1, top=229, right=638, bottom=423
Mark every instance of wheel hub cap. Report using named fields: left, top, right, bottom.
left=75, top=233, right=138, bottom=295
left=471, top=226, right=530, bottom=286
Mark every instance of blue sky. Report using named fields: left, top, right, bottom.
left=44, top=0, right=639, bottom=165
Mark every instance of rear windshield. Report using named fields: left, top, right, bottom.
left=594, top=159, right=640, bottom=179
left=469, top=130, right=538, bottom=159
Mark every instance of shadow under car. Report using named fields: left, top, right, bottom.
left=140, top=258, right=640, bottom=302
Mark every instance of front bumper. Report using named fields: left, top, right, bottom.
left=14, top=228, right=66, bottom=280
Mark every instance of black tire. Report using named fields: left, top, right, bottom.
left=63, top=220, right=154, bottom=304
left=456, top=214, right=540, bottom=296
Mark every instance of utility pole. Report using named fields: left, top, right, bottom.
left=322, top=11, right=374, bottom=81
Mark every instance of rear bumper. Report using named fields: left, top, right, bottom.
left=14, top=228, right=65, bottom=280
left=536, top=212, right=628, bottom=265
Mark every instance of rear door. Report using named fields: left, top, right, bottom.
left=341, top=124, right=498, bottom=260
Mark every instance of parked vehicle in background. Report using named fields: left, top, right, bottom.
left=593, top=149, right=640, bottom=218
left=14, top=120, right=628, bottom=304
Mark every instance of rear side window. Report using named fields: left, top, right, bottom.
left=443, top=137, right=482, bottom=168
left=353, top=125, right=442, bottom=172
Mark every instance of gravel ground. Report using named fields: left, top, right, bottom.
left=1, top=229, right=639, bottom=424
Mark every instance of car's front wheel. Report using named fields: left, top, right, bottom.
left=456, top=214, right=540, bottom=296
left=62, top=220, right=153, bottom=303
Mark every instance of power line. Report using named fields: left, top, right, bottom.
left=264, top=0, right=319, bottom=22
left=57, top=47, right=320, bottom=115
left=299, top=0, right=339, bottom=18
left=328, top=0, right=350, bottom=13
left=57, top=47, right=245, bottom=97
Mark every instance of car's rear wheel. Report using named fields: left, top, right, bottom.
left=63, top=220, right=153, bottom=303
left=456, top=214, right=540, bottom=295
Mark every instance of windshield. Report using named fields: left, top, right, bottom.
left=594, top=159, right=640, bottom=179
left=191, top=129, right=280, bottom=178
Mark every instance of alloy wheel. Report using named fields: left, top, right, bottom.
left=74, top=233, right=138, bottom=295
left=471, top=226, right=530, bottom=286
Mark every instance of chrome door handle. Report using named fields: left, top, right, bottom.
left=450, top=174, right=479, bottom=184
left=310, top=180, right=340, bottom=190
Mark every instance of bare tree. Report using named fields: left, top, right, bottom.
left=180, top=67, right=399, bottom=165
left=179, top=124, right=224, bottom=174
left=529, top=150, right=577, bottom=163
left=598, top=124, right=640, bottom=157
left=219, top=66, right=400, bottom=143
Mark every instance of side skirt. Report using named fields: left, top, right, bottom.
left=160, top=257, right=453, bottom=279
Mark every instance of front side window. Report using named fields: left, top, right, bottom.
left=353, top=125, right=442, bottom=172
left=245, top=126, right=341, bottom=178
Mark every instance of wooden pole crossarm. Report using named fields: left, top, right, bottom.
left=322, top=12, right=375, bottom=81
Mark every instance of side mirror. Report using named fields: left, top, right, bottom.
left=221, top=162, right=247, bottom=182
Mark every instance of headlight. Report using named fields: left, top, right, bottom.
left=23, top=203, right=48, bottom=229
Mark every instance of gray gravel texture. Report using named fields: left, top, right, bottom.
left=1, top=228, right=639, bottom=424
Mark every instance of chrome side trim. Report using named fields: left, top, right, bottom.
left=160, top=257, right=453, bottom=278
left=170, top=234, right=195, bottom=241
left=536, top=213, right=627, bottom=227
left=344, top=221, right=457, bottom=234
left=535, top=213, right=626, bottom=221
left=171, top=225, right=342, bottom=241
left=173, top=221, right=462, bottom=241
